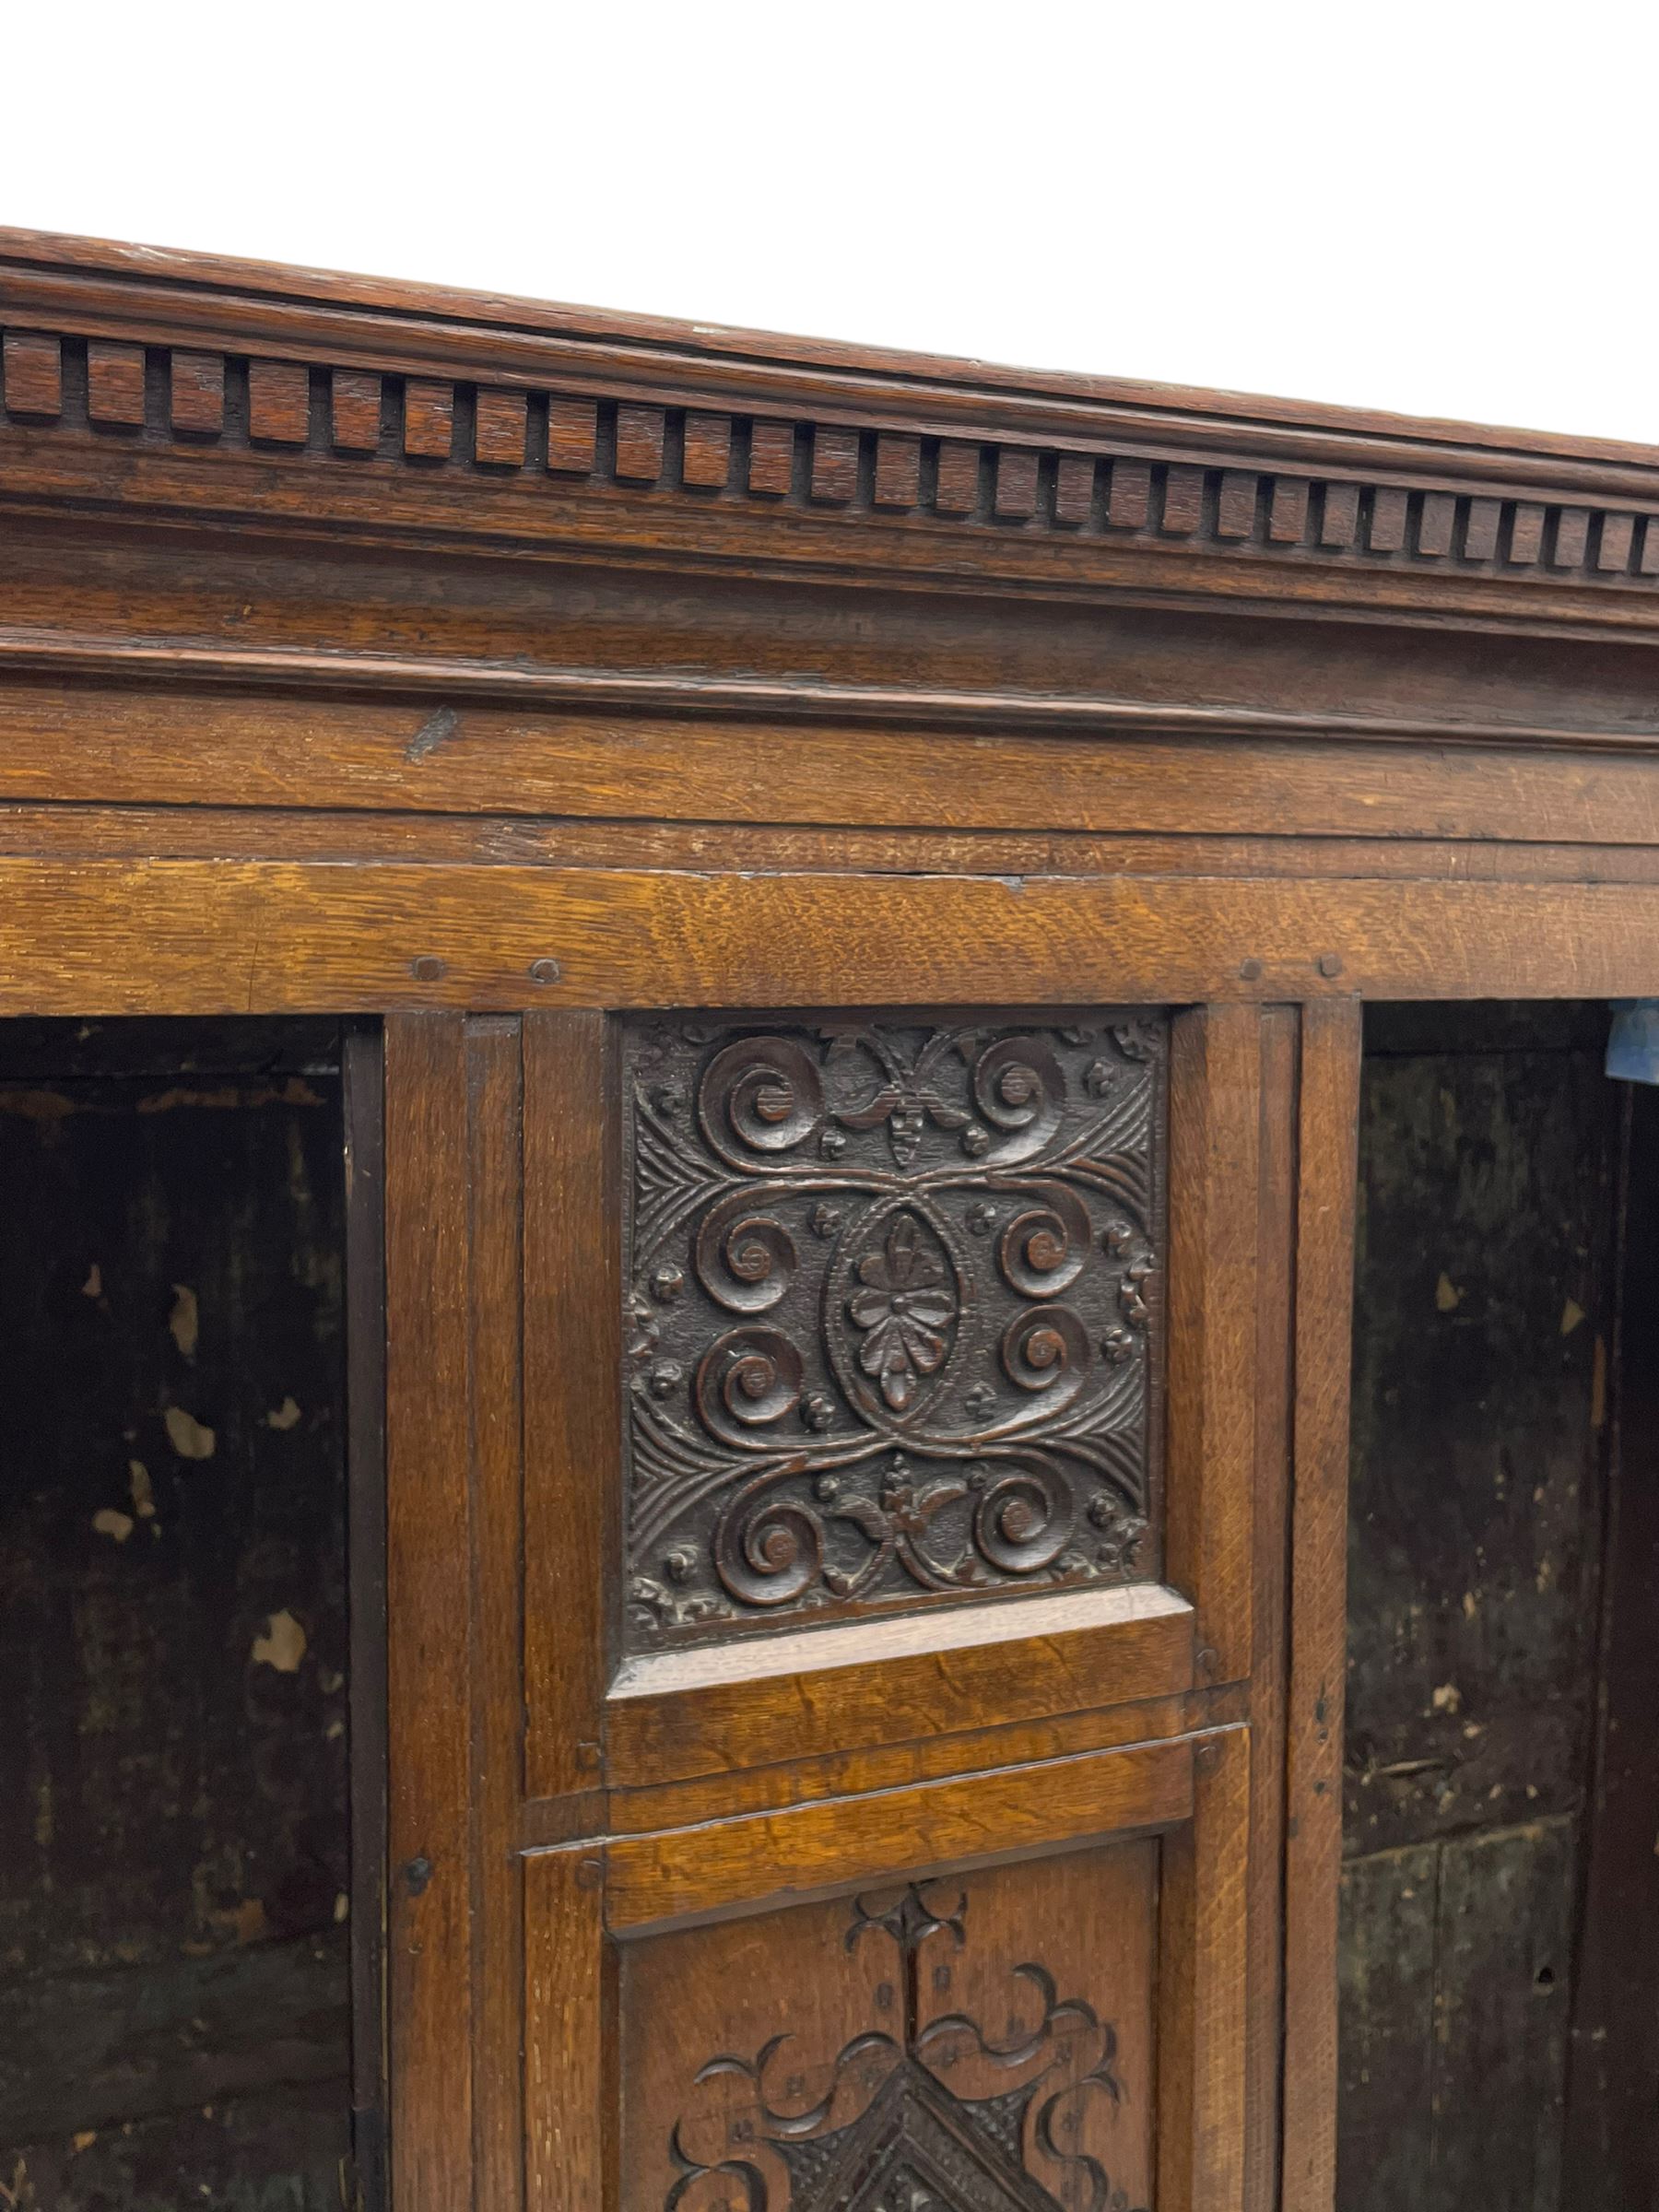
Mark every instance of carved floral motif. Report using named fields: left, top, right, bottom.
left=849, top=1216, right=959, bottom=1411
left=624, top=1017, right=1165, bottom=1644
left=665, top=1881, right=1148, bottom=2212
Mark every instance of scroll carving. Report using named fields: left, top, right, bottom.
left=665, top=1879, right=1149, bottom=2212
left=623, top=1016, right=1166, bottom=1645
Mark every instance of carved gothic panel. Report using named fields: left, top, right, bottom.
left=622, top=1847, right=1157, bottom=2212
left=623, top=1014, right=1167, bottom=1646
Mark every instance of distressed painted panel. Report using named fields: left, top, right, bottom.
left=0, top=1019, right=350, bottom=2206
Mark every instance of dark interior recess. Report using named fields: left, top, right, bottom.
left=1338, top=1001, right=1659, bottom=2212
left=0, top=1018, right=357, bottom=2210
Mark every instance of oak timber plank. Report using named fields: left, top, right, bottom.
left=19, top=861, right=1659, bottom=1010
left=522, top=1012, right=617, bottom=1817
left=1158, top=1728, right=1252, bottom=2212
left=1245, top=1005, right=1299, bottom=2212
left=465, top=1018, right=526, bottom=2212
left=31, top=802, right=1659, bottom=893
left=606, top=1582, right=1194, bottom=1789
left=599, top=1735, right=1194, bottom=1933
left=384, top=1014, right=474, bottom=2208
left=524, top=1846, right=611, bottom=2212
left=12, top=679, right=1659, bottom=845
left=593, top=1680, right=1247, bottom=1841
left=1167, top=1005, right=1261, bottom=1683
left=1282, top=998, right=1362, bottom=2212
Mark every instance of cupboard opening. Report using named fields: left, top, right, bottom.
left=1338, top=1000, right=1659, bottom=2211
left=0, top=1018, right=385, bottom=2212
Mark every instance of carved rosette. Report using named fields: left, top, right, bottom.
left=624, top=1016, right=1166, bottom=1644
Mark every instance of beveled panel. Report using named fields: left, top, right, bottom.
left=621, top=1844, right=1157, bottom=2211
left=606, top=1583, right=1194, bottom=1792
left=622, top=1014, right=1168, bottom=1648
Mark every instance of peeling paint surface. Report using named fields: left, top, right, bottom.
left=0, top=1024, right=350, bottom=2206
left=168, top=1284, right=199, bottom=1360
left=1342, top=1006, right=1617, bottom=2210
left=251, top=1609, right=307, bottom=1675
left=162, top=1406, right=217, bottom=1461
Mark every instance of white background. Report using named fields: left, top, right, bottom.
left=5, top=1, right=1653, bottom=443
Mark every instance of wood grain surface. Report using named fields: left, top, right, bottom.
left=600, top=1735, right=1194, bottom=1934
left=1, top=858, right=1659, bottom=1014
left=1167, top=1005, right=1264, bottom=1684
left=384, top=1017, right=475, bottom=2208
left=606, top=1583, right=1194, bottom=1789
left=1281, top=1001, right=1363, bottom=2212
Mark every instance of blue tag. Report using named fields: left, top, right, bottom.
left=1607, top=1000, right=1659, bottom=1085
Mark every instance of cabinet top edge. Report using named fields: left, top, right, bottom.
left=0, top=223, right=1648, bottom=477
left=7, top=226, right=1659, bottom=636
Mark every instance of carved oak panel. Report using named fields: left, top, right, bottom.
left=623, top=1014, right=1166, bottom=1647
left=622, top=1847, right=1156, bottom=2212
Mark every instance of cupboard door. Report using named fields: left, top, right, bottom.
left=382, top=1001, right=1300, bottom=2211
left=527, top=1730, right=1249, bottom=2211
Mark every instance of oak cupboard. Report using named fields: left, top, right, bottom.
left=0, top=227, right=1654, bottom=2210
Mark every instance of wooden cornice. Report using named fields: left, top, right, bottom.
left=6, top=227, right=1659, bottom=636
left=0, top=630, right=1649, bottom=754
